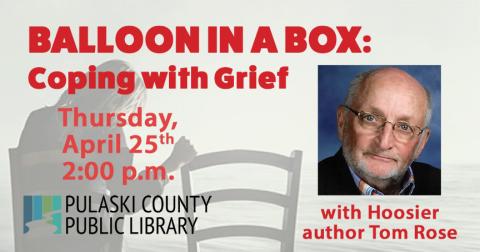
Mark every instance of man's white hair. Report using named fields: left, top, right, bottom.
left=344, top=67, right=432, bottom=127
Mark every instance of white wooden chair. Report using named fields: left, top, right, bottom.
left=181, top=150, right=302, bottom=252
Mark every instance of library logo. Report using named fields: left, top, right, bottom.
left=23, top=195, right=61, bottom=234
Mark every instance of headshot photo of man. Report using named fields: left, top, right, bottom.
left=318, top=66, right=441, bottom=195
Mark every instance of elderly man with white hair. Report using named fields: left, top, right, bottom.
left=318, top=67, right=440, bottom=195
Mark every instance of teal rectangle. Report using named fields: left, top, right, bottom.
left=52, top=196, right=61, bottom=211
left=33, top=196, right=43, bottom=220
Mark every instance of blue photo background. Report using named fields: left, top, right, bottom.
left=318, top=65, right=441, bottom=168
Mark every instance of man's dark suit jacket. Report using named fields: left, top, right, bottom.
left=318, top=148, right=441, bottom=195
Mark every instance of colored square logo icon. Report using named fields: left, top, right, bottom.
left=23, top=195, right=61, bottom=234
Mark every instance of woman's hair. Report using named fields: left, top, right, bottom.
left=55, top=59, right=146, bottom=113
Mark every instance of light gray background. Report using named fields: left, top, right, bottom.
left=1, top=0, right=479, bottom=251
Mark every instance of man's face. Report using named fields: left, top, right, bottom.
left=337, top=69, right=430, bottom=186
